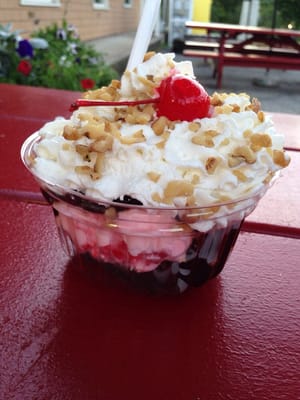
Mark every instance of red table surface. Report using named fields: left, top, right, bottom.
left=1, top=199, right=299, bottom=400
left=0, top=83, right=80, bottom=120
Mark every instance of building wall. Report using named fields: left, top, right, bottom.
left=0, top=0, right=141, bottom=41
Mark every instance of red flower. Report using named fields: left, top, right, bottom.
left=80, top=78, right=95, bottom=90
left=17, top=60, right=32, bottom=76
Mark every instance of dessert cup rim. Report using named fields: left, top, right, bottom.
left=21, top=131, right=277, bottom=212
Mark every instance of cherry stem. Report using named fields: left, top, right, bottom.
left=69, top=97, right=160, bottom=111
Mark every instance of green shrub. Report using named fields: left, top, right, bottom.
left=0, top=21, right=117, bottom=91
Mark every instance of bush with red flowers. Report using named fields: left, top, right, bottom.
left=17, top=59, right=32, bottom=76
left=0, top=21, right=117, bottom=91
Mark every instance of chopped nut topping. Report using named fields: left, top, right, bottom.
left=191, top=174, right=200, bottom=185
left=75, top=166, right=100, bottom=180
left=210, top=92, right=224, bottom=106
left=138, top=76, right=156, bottom=94
left=191, top=134, right=214, bottom=147
left=147, top=172, right=161, bottom=182
left=232, top=169, right=248, bottom=182
left=143, top=51, right=156, bottom=62
left=75, top=144, right=91, bottom=161
left=228, top=155, right=243, bottom=168
left=155, top=131, right=170, bottom=149
left=63, top=125, right=82, bottom=140
left=119, top=129, right=146, bottom=145
left=257, top=111, right=265, bottom=122
left=79, top=122, right=107, bottom=140
left=232, top=145, right=256, bottom=164
left=246, top=97, right=261, bottom=113
left=94, top=153, right=104, bottom=176
left=151, top=192, right=162, bottom=203
left=188, top=122, right=201, bottom=132
left=243, top=129, right=252, bottom=138
left=231, top=103, right=241, bottom=113
left=205, top=157, right=219, bottom=174
left=164, top=180, right=194, bottom=198
left=250, top=133, right=272, bottom=151
left=214, top=104, right=233, bottom=115
left=179, top=167, right=201, bottom=182
left=204, top=129, right=219, bottom=137
left=108, top=121, right=121, bottom=139
left=273, top=150, right=290, bottom=167
left=220, top=138, right=230, bottom=146
left=90, top=134, right=113, bottom=153
left=152, top=116, right=169, bottom=136
left=110, top=80, right=121, bottom=89
left=84, top=84, right=120, bottom=102
left=125, top=105, right=154, bottom=124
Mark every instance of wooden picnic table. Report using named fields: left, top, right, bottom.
left=184, top=21, right=300, bottom=88
left=0, top=84, right=299, bottom=400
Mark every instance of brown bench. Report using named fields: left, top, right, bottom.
left=183, top=37, right=300, bottom=89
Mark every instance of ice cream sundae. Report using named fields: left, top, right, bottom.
left=21, top=52, right=290, bottom=294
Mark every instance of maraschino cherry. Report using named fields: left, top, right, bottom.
left=156, top=74, right=210, bottom=121
left=70, top=74, right=211, bottom=121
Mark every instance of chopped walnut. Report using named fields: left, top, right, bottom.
left=90, top=134, right=113, bottom=152
left=188, top=122, right=201, bottom=132
left=75, top=144, right=90, bottom=161
left=210, top=92, right=224, bottom=106
left=257, top=111, right=265, bottom=122
left=191, top=134, right=214, bottom=147
left=152, top=116, right=169, bottom=136
left=147, top=172, right=161, bottom=182
left=232, top=169, right=248, bottom=182
left=164, top=180, right=194, bottom=199
left=119, top=129, right=146, bottom=145
left=125, top=105, right=155, bottom=124
left=63, top=125, right=82, bottom=140
left=232, top=145, right=256, bottom=164
left=94, top=153, right=104, bottom=176
left=273, top=150, right=290, bottom=167
left=205, top=157, right=219, bottom=174
left=74, top=166, right=100, bottom=180
left=246, top=97, right=261, bottom=113
left=143, top=51, right=156, bottom=62
left=250, top=133, right=272, bottom=152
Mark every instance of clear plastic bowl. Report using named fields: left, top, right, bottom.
left=21, top=132, right=270, bottom=294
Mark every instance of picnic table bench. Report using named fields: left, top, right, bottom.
left=184, top=22, right=300, bottom=88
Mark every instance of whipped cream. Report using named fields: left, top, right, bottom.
left=31, top=52, right=290, bottom=209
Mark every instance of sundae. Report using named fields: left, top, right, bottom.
left=21, top=52, right=290, bottom=294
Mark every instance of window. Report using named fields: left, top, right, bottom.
left=93, top=0, right=109, bottom=10
left=20, top=0, right=60, bottom=6
left=123, top=0, right=132, bottom=8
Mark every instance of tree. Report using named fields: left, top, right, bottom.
left=210, top=0, right=244, bottom=24
left=275, top=0, right=300, bottom=29
left=211, top=0, right=300, bottom=29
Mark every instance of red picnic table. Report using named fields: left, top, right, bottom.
left=0, top=83, right=299, bottom=400
left=184, top=22, right=300, bottom=88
